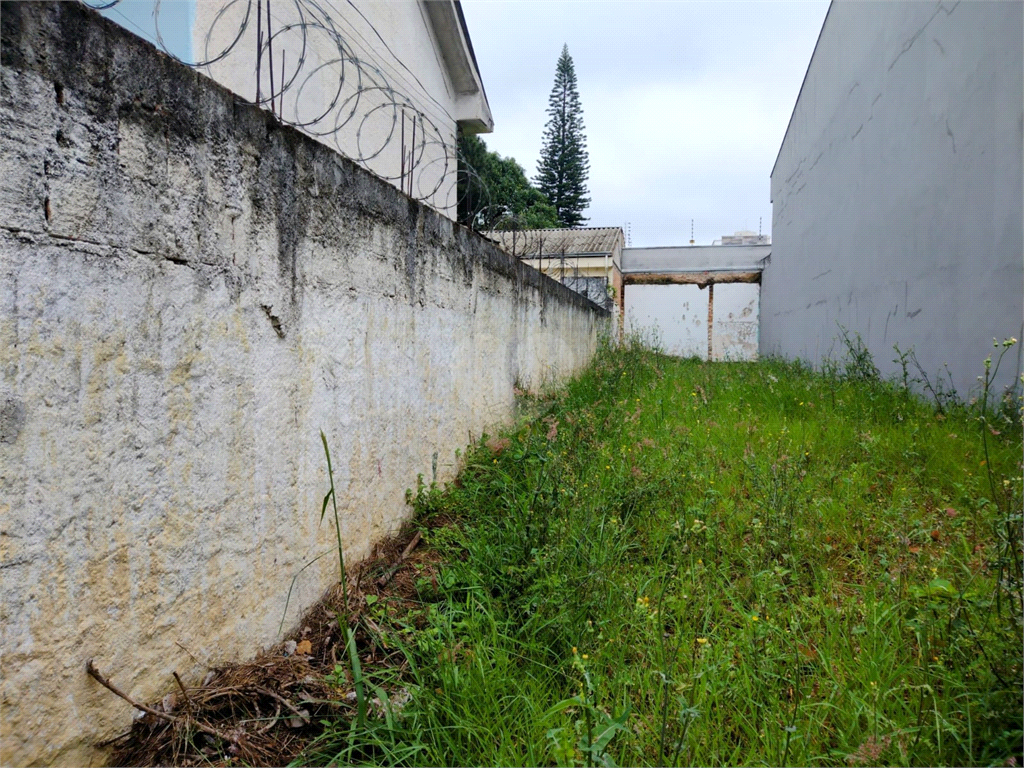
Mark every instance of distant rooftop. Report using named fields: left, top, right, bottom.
left=483, top=227, right=624, bottom=257
left=713, top=229, right=771, bottom=246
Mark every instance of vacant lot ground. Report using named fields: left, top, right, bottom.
left=110, top=339, right=1023, bottom=767
left=292, top=338, right=1021, bottom=767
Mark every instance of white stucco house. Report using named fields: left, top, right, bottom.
left=98, top=0, right=493, bottom=218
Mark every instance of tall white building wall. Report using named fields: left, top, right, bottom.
left=763, top=0, right=1023, bottom=395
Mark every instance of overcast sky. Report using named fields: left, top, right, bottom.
left=460, top=1, right=830, bottom=247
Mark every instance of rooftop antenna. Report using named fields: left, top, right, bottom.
left=689, top=218, right=695, bottom=245
left=625, top=221, right=632, bottom=247
left=759, top=217, right=762, bottom=237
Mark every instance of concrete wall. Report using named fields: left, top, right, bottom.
left=625, top=284, right=709, bottom=358
left=623, top=244, right=770, bottom=274
left=0, top=4, right=605, bottom=765
left=624, top=281, right=760, bottom=361
left=764, top=0, right=1023, bottom=395
left=711, top=283, right=760, bottom=362
left=622, top=246, right=764, bottom=361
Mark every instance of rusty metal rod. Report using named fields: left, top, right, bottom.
left=266, top=0, right=275, bottom=117
left=409, top=116, right=416, bottom=196
left=256, top=0, right=262, bottom=103
left=279, top=49, right=285, bottom=118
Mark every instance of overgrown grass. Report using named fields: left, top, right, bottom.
left=302, top=338, right=1023, bottom=767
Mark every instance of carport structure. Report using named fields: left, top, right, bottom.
left=622, top=244, right=770, bottom=360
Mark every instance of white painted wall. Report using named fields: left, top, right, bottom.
left=712, top=283, right=759, bottom=361
left=625, top=284, right=709, bottom=359
left=625, top=282, right=760, bottom=361
left=764, top=0, right=1023, bottom=394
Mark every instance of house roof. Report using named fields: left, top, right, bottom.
left=454, top=2, right=486, bottom=99
left=483, top=227, right=624, bottom=257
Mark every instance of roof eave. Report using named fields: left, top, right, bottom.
left=423, top=0, right=493, bottom=133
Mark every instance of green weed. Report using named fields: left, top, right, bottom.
left=301, top=337, right=1023, bottom=767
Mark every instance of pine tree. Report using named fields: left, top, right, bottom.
left=535, top=45, right=590, bottom=227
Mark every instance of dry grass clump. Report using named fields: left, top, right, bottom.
left=95, top=524, right=439, bottom=767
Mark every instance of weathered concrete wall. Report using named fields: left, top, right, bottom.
left=625, top=284, right=710, bottom=358
left=764, top=0, right=1023, bottom=394
left=624, top=281, right=760, bottom=362
left=711, top=283, right=759, bottom=362
left=622, top=246, right=764, bottom=361
left=0, top=4, right=606, bottom=765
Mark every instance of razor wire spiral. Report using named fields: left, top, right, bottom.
left=81, top=0, right=498, bottom=226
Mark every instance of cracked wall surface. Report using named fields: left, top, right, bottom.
left=763, top=0, right=1023, bottom=394
left=0, top=4, right=608, bottom=765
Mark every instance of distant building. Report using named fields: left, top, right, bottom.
left=714, top=230, right=771, bottom=246
left=622, top=243, right=770, bottom=361
left=484, top=227, right=624, bottom=312
left=762, top=0, right=1022, bottom=394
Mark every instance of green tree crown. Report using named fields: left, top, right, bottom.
left=535, top=44, right=591, bottom=227
left=457, top=134, right=560, bottom=231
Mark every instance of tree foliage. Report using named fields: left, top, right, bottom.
left=535, top=45, right=590, bottom=227
left=457, top=134, right=560, bottom=231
